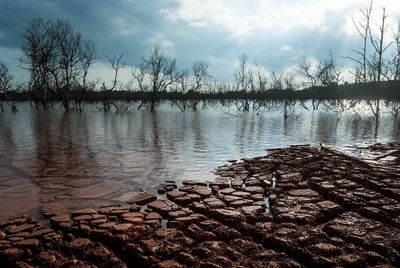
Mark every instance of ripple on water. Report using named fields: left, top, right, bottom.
left=0, top=102, right=399, bottom=220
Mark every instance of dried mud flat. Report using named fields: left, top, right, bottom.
left=1, top=145, right=400, bottom=267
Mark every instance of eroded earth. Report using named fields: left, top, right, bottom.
left=1, top=145, right=400, bottom=267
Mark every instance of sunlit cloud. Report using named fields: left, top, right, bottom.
left=162, top=0, right=400, bottom=39
left=0, top=0, right=399, bottom=83
left=147, top=33, right=175, bottom=53
left=281, top=45, right=292, bottom=52
left=161, top=0, right=358, bottom=37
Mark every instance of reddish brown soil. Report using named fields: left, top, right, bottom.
left=1, top=145, right=399, bottom=267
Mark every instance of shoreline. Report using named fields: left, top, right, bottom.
left=1, top=145, right=399, bottom=267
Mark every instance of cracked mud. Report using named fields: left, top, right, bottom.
left=1, top=145, right=399, bottom=267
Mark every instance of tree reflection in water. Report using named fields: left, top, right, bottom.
left=0, top=101, right=399, bottom=221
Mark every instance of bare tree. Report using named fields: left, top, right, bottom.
left=52, top=19, right=82, bottom=111
left=192, top=61, right=210, bottom=92
left=299, top=53, right=343, bottom=110
left=299, top=53, right=341, bottom=88
left=21, top=19, right=54, bottom=109
left=270, top=71, right=283, bottom=90
left=0, top=61, right=14, bottom=112
left=233, top=55, right=257, bottom=111
left=390, top=23, right=400, bottom=82
left=79, top=41, right=96, bottom=90
left=270, top=70, right=298, bottom=118
left=233, top=54, right=255, bottom=92
left=283, top=72, right=296, bottom=91
left=255, top=63, right=268, bottom=92
left=367, top=7, right=392, bottom=119
left=74, top=40, right=95, bottom=112
left=189, top=60, right=211, bottom=111
left=99, top=53, right=124, bottom=112
left=298, top=59, right=318, bottom=88
left=318, top=53, right=342, bottom=87
left=346, top=1, right=373, bottom=83
left=21, top=18, right=95, bottom=111
left=0, top=61, right=13, bottom=93
left=133, top=46, right=184, bottom=111
left=369, top=8, right=392, bottom=84
left=169, top=70, right=189, bottom=112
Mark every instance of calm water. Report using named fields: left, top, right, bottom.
left=0, top=101, right=399, bottom=221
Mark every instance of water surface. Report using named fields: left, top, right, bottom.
left=0, top=101, right=399, bottom=221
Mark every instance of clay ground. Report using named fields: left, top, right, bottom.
left=1, top=145, right=400, bottom=267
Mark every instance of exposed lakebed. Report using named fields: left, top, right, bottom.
left=0, top=145, right=399, bottom=267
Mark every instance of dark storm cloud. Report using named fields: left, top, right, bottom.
left=0, top=0, right=399, bottom=83
left=0, top=0, right=176, bottom=65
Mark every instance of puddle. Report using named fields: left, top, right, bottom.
left=264, top=196, right=271, bottom=213
left=272, top=175, right=277, bottom=189
left=161, top=219, right=168, bottom=228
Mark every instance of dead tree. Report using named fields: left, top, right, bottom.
left=190, top=60, right=211, bottom=111
left=297, top=61, right=321, bottom=110
left=298, top=59, right=318, bottom=88
left=346, top=1, right=373, bottom=83
left=170, top=70, right=189, bottom=111
left=299, top=53, right=341, bottom=89
left=52, top=19, right=82, bottom=111
left=391, top=23, right=400, bottom=83
left=367, top=7, right=392, bottom=120
left=0, top=61, right=13, bottom=112
left=21, top=18, right=94, bottom=111
left=369, top=8, right=392, bottom=84
left=270, top=71, right=283, bottom=90
left=99, top=54, right=124, bottom=112
left=133, top=46, right=184, bottom=111
left=271, top=71, right=297, bottom=118
left=75, top=40, right=95, bottom=112
left=255, top=63, right=268, bottom=92
left=21, top=19, right=54, bottom=109
left=233, top=55, right=255, bottom=111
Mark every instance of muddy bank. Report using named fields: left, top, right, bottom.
left=1, top=145, right=399, bottom=267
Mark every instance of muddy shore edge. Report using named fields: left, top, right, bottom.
left=1, top=144, right=399, bottom=267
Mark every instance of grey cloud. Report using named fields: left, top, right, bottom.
left=0, top=0, right=396, bottom=82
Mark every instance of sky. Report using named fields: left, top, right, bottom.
left=0, top=0, right=400, bottom=86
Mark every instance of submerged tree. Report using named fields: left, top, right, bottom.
left=133, top=46, right=184, bottom=111
left=21, top=18, right=95, bottom=111
left=189, top=60, right=211, bottom=111
left=390, top=23, right=400, bottom=83
left=233, top=55, right=254, bottom=111
left=270, top=70, right=298, bottom=118
left=171, top=70, right=189, bottom=111
left=99, top=53, right=124, bottom=112
left=233, top=55, right=254, bottom=92
left=391, top=22, right=400, bottom=82
left=0, top=61, right=14, bottom=112
left=367, top=7, right=392, bottom=120
left=299, top=53, right=342, bottom=110
left=299, top=53, right=341, bottom=89
left=255, top=63, right=268, bottom=92
left=75, top=40, right=96, bottom=112
left=346, top=1, right=396, bottom=120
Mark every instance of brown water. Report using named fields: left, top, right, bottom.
left=0, top=101, right=399, bottom=221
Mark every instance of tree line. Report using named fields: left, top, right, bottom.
left=0, top=1, right=399, bottom=117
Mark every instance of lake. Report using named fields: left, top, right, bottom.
left=0, top=101, right=399, bottom=221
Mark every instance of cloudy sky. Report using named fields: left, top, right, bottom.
left=1, top=0, right=400, bottom=85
